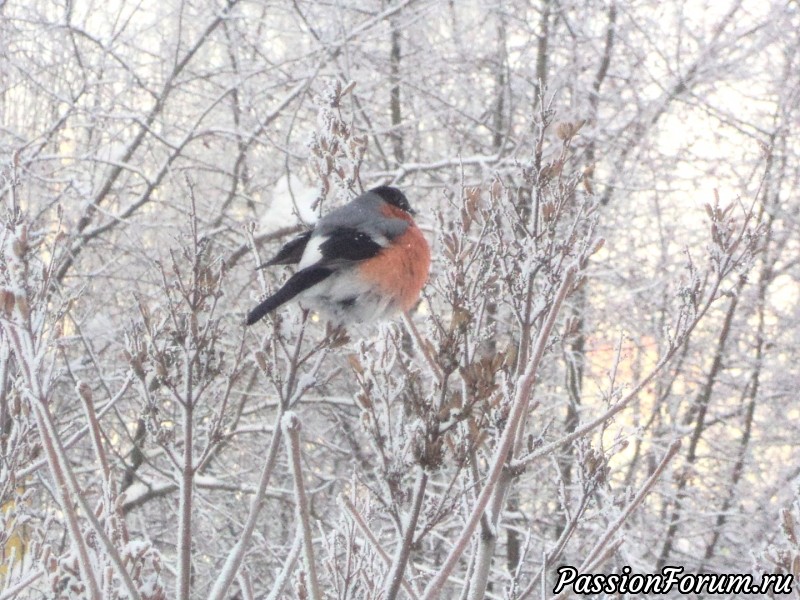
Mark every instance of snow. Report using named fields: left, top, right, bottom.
left=281, top=411, right=301, bottom=433
left=259, top=174, right=318, bottom=234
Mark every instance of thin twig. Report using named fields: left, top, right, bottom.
left=383, top=467, right=429, bottom=600
left=340, top=494, right=421, bottom=600
left=402, top=312, right=444, bottom=381
left=207, top=405, right=285, bottom=600
left=265, top=527, right=303, bottom=600
left=284, top=412, right=322, bottom=600
left=581, top=440, right=682, bottom=573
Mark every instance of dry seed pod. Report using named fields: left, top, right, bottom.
left=16, top=295, right=30, bottom=320
left=555, top=121, right=575, bottom=140
left=1, top=290, right=15, bottom=316
left=254, top=350, right=268, bottom=373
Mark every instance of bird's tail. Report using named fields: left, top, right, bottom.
left=245, top=266, right=332, bottom=326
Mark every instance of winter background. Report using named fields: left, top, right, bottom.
left=1, top=0, right=799, bottom=598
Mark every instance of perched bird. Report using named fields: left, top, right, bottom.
left=246, top=186, right=430, bottom=326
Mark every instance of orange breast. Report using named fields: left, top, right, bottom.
left=358, top=222, right=431, bottom=311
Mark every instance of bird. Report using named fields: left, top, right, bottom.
left=246, top=186, right=430, bottom=327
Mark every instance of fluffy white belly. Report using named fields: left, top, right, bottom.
left=296, top=270, right=399, bottom=325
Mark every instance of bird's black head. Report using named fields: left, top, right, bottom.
left=370, top=186, right=416, bottom=215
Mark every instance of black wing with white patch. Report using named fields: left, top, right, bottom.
left=318, top=228, right=383, bottom=263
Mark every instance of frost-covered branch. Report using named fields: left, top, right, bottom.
left=422, top=266, right=576, bottom=599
